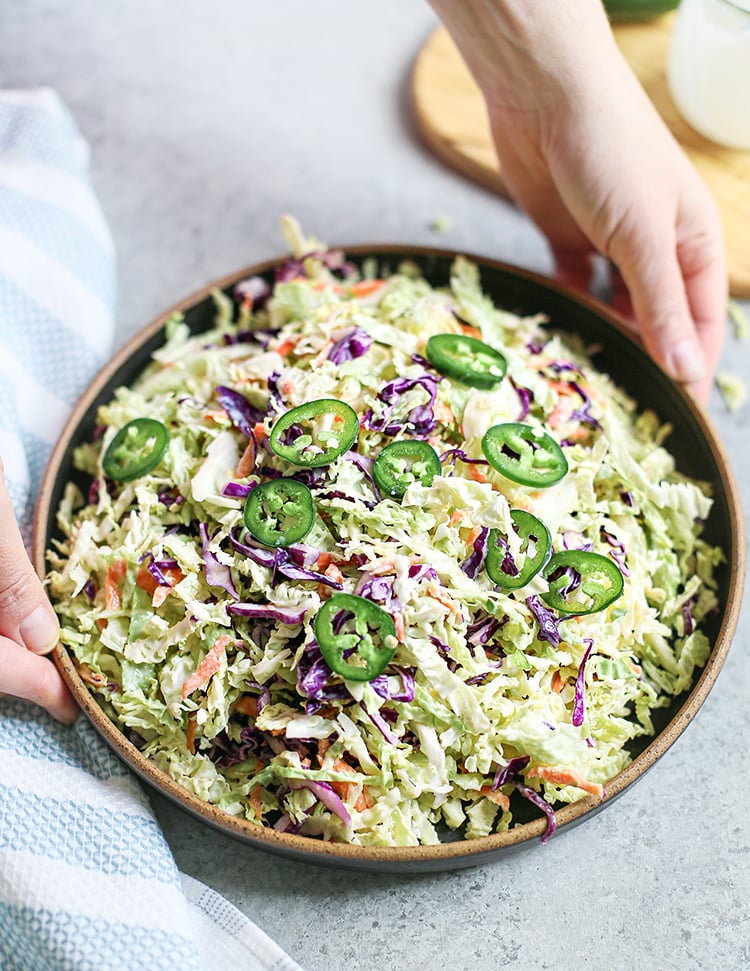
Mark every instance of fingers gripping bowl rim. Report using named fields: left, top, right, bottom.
left=33, top=246, right=744, bottom=872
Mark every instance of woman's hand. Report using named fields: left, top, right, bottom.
left=430, top=0, right=726, bottom=403
left=0, top=464, right=78, bottom=723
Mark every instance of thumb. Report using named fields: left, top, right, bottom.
left=0, top=461, right=60, bottom=654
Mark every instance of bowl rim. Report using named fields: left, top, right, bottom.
left=33, top=244, right=746, bottom=867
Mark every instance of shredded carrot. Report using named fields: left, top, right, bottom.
left=77, top=663, right=108, bottom=689
left=479, top=786, right=511, bottom=811
left=249, top=785, right=264, bottom=820
left=314, top=551, right=333, bottom=572
left=393, top=611, right=405, bottom=643
left=448, top=510, right=465, bottom=527
left=181, top=634, right=232, bottom=699
left=329, top=759, right=372, bottom=811
left=203, top=409, right=229, bottom=425
left=433, top=399, right=455, bottom=425
left=186, top=711, right=198, bottom=755
left=457, top=320, right=483, bottom=339
left=349, top=279, right=384, bottom=298
left=96, top=618, right=108, bottom=631
left=427, top=586, right=459, bottom=613
left=324, top=563, right=345, bottom=585
left=354, top=787, right=374, bottom=812
left=253, top=422, right=268, bottom=443
left=548, top=401, right=574, bottom=430
left=551, top=670, right=566, bottom=693
left=236, top=440, right=256, bottom=478
left=313, top=340, right=334, bottom=366
left=467, top=464, right=489, bottom=484
left=317, top=738, right=331, bottom=765
left=274, top=338, right=297, bottom=357
left=234, top=696, right=259, bottom=717
left=628, top=660, right=643, bottom=677
left=152, top=568, right=184, bottom=608
left=135, top=565, right=158, bottom=596
left=546, top=379, right=579, bottom=397
left=466, top=525, right=482, bottom=546
left=311, top=281, right=346, bottom=294
left=526, top=765, right=604, bottom=798
left=328, top=759, right=357, bottom=799
left=105, top=560, right=127, bottom=611
left=370, top=560, right=396, bottom=576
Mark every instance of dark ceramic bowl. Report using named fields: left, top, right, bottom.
left=33, top=247, right=745, bottom=872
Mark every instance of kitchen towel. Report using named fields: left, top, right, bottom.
left=0, top=87, right=302, bottom=971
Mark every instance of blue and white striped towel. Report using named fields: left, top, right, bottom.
left=0, top=88, right=303, bottom=971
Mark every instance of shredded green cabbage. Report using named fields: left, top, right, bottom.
left=47, top=231, right=722, bottom=846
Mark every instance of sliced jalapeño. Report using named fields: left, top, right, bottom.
left=314, top=593, right=397, bottom=682
left=541, top=550, right=624, bottom=615
left=269, top=399, right=359, bottom=468
left=243, top=478, right=315, bottom=547
left=426, top=333, right=507, bottom=390
left=482, top=422, right=568, bottom=488
left=372, top=440, right=441, bottom=499
left=102, top=418, right=169, bottom=482
left=485, top=510, right=551, bottom=589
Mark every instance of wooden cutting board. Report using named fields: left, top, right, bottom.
left=411, top=16, right=750, bottom=297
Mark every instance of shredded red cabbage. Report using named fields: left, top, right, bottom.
left=228, top=530, right=343, bottom=589
left=371, top=667, right=416, bottom=703
left=514, top=782, right=557, bottom=843
left=355, top=572, right=402, bottom=610
left=157, top=489, right=184, bottom=507
left=275, top=250, right=356, bottom=283
left=682, top=598, right=695, bottom=636
left=234, top=275, right=271, bottom=309
left=362, top=703, right=398, bottom=745
left=145, top=556, right=174, bottom=588
left=266, top=371, right=286, bottom=414
left=562, top=531, right=595, bottom=552
left=328, top=327, right=372, bottom=365
left=467, top=614, right=502, bottom=647
left=227, top=602, right=308, bottom=624
left=223, top=481, right=256, bottom=499
left=200, top=523, right=239, bottom=600
left=510, top=378, right=532, bottom=421
left=491, top=754, right=530, bottom=790
left=215, top=386, right=264, bottom=437
left=362, top=373, right=441, bottom=438
left=548, top=360, right=581, bottom=375
left=461, top=526, right=490, bottom=579
left=408, top=563, right=438, bottom=583
left=526, top=595, right=561, bottom=647
left=600, top=528, right=630, bottom=577
left=439, top=448, right=490, bottom=469
left=568, top=380, right=602, bottom=430
left=572, top=638, right=595, bottom=727
left=244, top=680, right=271, bottom=711
left=288, top=778, right=353, bottom=829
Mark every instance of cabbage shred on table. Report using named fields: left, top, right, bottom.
left=47, top=225, right=723, bottom=846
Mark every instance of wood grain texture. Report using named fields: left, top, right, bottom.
left=411, top=17, right=750, bottom=296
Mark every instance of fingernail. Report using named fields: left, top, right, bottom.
left=20, top=604, right=60, bottom=654
left=666, top=339, right=705, bottom=384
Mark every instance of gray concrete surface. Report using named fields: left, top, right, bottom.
left=3, top=2, right=748, bottom=969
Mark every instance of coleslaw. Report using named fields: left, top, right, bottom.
left=47, top=220, right=723, bottom=846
